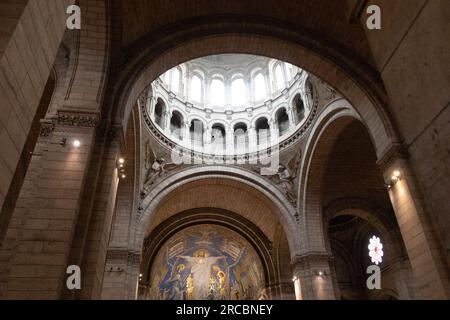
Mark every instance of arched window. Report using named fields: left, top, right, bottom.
left=276, top=108, right=290, bottom=136
left=254, top=73, right=266, bottom=101
left=170, top=111, right=183, bottom=140
left=293, top=94, right=305, bottom=125
left=211, top=79, right=225, bottom=106
left=211, top=124, right=226, bottom=151
left=171, top=68, right=181, bottom=93
left=154, top=99, right=166, bottom=128
left=231, top=78, right=247, bottom=106
left=234, top=123, right=248, bottom=151
left=274, top=64, right=285, bottom=90
left=163, top=70, right=170, bottom=84
left=285, top=63, right=295, bottom=81
left=255, top=118, right=271, bottom=146
left=190, top=119, right=204, bottom=147
left=190, top=75, right=202, bottom=102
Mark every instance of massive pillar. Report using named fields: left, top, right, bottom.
left=378, top=147, right=450, bottom=299
left=358, top=0, right=450, bottom=274
left=0, top=112, right=98, bottom=299
left=0, top=0, right=74, bottom=211
left=291, top=253, right=336, bottom=300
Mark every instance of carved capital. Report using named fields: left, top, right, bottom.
left=106, top=249, right=141, bottom=265
left=377, top=143, right=409, bottom=173
left=56, top=110, right=100, bottom=128
left=39, top=119, right=55, bottom=137
left=291, top=252, right=333, bottom=271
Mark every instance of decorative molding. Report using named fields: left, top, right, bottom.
left=140, top=84, right=318, bottom=163
left=106, top=249, right=141, bottom=265
left=56, top=110, right=100, bottom=128
left=291, top=252, right=333, bottom=269
left=39, top=120, right=55, bottom=137
left=376, top=143, right=409, bottom=173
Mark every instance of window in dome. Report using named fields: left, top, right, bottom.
left=190, top=75, right=203, bottom=102
left=231, top=78, right=247, bottom=106
left=211, top=79, right=225, bottom=106
left=171, top=68, right=181, bottom=93
left=254, top=73, right=267, bottom=102
left=274, top=64, right=285, bottom=90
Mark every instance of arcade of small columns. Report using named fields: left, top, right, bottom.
left=147, top=58, right=312, bottom=155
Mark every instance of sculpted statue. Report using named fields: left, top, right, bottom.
left=250, top=153, right=301, bottom=207
left=273, top=164, right=297, bottom=206
left=142, top=140, right=178, bottom=196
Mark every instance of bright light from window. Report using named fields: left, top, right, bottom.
left=275, top=64, right=285, bottom=90
left=190, top=75, right=202, bottom=102
left=211, top=79, right=225, bottom=106
left=254, top=73, right=266, bottom=101
left=368, top=236, right=384, bottom=265
left=231, top=78, right=247, bottom=106
left=285, top=63, right=295, bottom=81
left=171, top=68, right=181, bottom=93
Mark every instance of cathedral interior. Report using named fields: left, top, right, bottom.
left=0, top=0, right=449, bottom=300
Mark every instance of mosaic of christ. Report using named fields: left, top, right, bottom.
left=149, top=224, right=265, bottom=300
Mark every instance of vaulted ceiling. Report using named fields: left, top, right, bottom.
left=121, top=0, right=375, bottom=67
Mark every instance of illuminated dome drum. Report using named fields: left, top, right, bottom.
left=140, top=54, right=316, bottom=157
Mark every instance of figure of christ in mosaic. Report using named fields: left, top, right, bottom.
left=151, top=224, right=264, bottom=300
left=177, top=250, right=225, bottom=299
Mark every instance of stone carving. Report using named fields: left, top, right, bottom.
left=142, top=140, right=179, bottom=197
left=57, top=110, right=100, bottom=127
left=251, top=152, right=301, bottom=208
left=39, top=121, right=55, bottom=137
left=269, top=164, right=297, bottom=206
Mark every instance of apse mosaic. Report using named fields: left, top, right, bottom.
left=149, top=224, right=265, bottom=300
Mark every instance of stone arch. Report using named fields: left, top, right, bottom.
left=140, top=208, right=278, bottom=295
left=109, top=29, right=399, bottom=160
left=322, top=198, right=403, bottom=259
left=298, top=99, right=364, bottom=253
left=136, top=166, right=300, bottom=257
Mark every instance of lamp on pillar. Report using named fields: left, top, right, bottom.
left=117, top=157, right=126, bottom=179
left=385, top=170, right=402, bottom=190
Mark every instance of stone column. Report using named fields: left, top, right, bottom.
left=291, top=253, right=336, bottom=300
left=226, top=126, right=234, bottom=155
left=0, top=111, right=99, bottom=299
left=183, top=121, right=191, bottom=145
left=164, top=111, right=172, bottom=133
left=101, top=250, right=141, bottom=300
left=269, top=118, right=278, bottom=144
left=379, top=147, right=450, bottom=299
left=287, top=106, right=296, bottom=127
left=248, top=125, right=257, bottom=153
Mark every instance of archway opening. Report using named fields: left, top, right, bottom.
left=154, top=98, right=166, bottom=129
left=276, top=108, right=290, bottom=137
left=170, top=111, right=183, bottom=140
left=147, top=223, right=266, bottom=300
left=234, top=123, right=249, bottom=151
left=255, top=117, right=270, bottom=146
left=211, top=124, right=226, bottom=152
left=293, top=94, right=305, bottom=125
left=318, top=120, right=415, bottom=300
